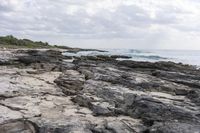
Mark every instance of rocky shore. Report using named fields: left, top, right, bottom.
left=0, top=49, right=200, bottom=133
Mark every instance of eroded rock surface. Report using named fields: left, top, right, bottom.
left=0, top=49, right=200, bottom=133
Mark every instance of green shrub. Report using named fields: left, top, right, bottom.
left=0, top=35, right=52, bottom=48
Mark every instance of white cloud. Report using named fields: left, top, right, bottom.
left=0, top=0, right=200, bottom=49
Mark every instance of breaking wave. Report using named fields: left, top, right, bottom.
left=63, top=49, right=200, bottom=66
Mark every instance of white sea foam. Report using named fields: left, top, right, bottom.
left=63, top=49, right=200, bottom=67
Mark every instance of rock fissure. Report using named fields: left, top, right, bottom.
left=0, top=49, right=200, bottom=133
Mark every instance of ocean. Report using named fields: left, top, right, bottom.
left=64, top=49, right=200, bottom=67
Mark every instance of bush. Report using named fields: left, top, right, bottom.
left=0, top=35, right=52, bottom=48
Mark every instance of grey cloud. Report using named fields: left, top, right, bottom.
left=0, top=5, right=12, bottom=12
left=0, top=0, right=200, bottom=49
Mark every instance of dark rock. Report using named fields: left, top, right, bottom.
left=1, top=49, right=200, bottom=133
left=64, top=48, right=106, bottom=53
left=117, top=60, right=198, bottom=73
left=110, top=55, right=132, bottom=59
left=151, top=70, right=200, bottom=89
left=75, top=55, right=116, bottom=62
left=54, top=70, right=85, bottom=95
left=126, top=96, right=199, bottom=123
left=0, top=120, right=37, bottom=133
left=149, top=122, right=200, bottom=133
left=17, top=50, right=63, bottom=65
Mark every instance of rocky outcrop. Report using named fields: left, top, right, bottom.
left=71, top=56, right=200, bottom=132
left=54, top=70, right=85, bottom=95
left=0, top=49, right=200, bottom=133
left=110, top=55, right=132, bottom=59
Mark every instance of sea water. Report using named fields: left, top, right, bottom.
left=63, top=49, right=200, bottom=67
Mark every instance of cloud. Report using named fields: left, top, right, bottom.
left=0, top=0, right=200, bottom=49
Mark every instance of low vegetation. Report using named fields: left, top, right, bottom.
left=0, top=35, right=54, bottom=48
left=0, top=35, right=106, bottom=53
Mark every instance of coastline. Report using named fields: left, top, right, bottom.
left=63, top=48, right=200, bottom=68
left=0, top=48, right=200, bottom=132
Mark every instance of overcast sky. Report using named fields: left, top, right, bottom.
left=0, top=0, right=200, bottom=49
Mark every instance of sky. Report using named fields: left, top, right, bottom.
left=0, top=0, right=200, bottom=49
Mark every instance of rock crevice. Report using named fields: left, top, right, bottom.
left=0, top=49, right=199, bottom=133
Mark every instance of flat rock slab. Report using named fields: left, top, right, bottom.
left=0, top=49, right=200, bottom=133
left=0, top=66, right=146, bottom=133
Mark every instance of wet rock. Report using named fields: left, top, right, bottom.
left=110, top=55, right=132, bottom=59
